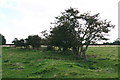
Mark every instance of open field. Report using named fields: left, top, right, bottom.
left=2, top=47, right=119, bottom=78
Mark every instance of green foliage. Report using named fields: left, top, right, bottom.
left=12, top=35, right=41, bottom=49
left=26, top=35, right=41, bottom=49
left=113, top=41, right=120, bottom=45
left=2, top=47, right=118, bottom=78
left=0, top=34, right=6, bottom=45
left=12, top=38, right=25, bottom=48
left=49, top=8, right=80, bottom=51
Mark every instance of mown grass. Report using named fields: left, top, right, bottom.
left=2, top=47, right=119, bottom=78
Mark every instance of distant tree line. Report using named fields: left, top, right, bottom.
left=103, top=38, right=120, bottom=45
left=12, top=35, right=41, bottom=49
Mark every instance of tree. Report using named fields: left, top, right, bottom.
left=26, top=35, right=41, bottom=49
left=49, top=7, right=114, bottom=60
left=12, top=38, right=18, bottom=47
left=12, top=35, right=41, bottom=49
left=0, top=34, right=6, bottom=45
left=12, top=38, right=25, bottom=48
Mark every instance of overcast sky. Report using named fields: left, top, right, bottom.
left=0, top=0, right=119, bottom=44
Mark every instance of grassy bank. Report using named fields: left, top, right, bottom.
left=2, top=47, right=119, bottom=78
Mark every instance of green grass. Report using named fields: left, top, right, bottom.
left=2, top=47, right=119, bottom=78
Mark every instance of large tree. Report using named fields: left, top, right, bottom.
left=0, top=34, right=6, bottom=45
left=49, top=7, right=114, bottom=60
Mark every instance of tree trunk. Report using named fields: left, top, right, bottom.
left=63, top=47, right=67, bottom=52
left=82, top=44, right=89, bottom=61
left=79, top=45, right=83, bottom=58
left=82, top=48, right=87, bottom=61
left=72, top=47, right=80, bottom=59
left=62, top=47, right=67, bottom=54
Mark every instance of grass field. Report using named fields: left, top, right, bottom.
left=2, top=47, right=119, bottom=78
